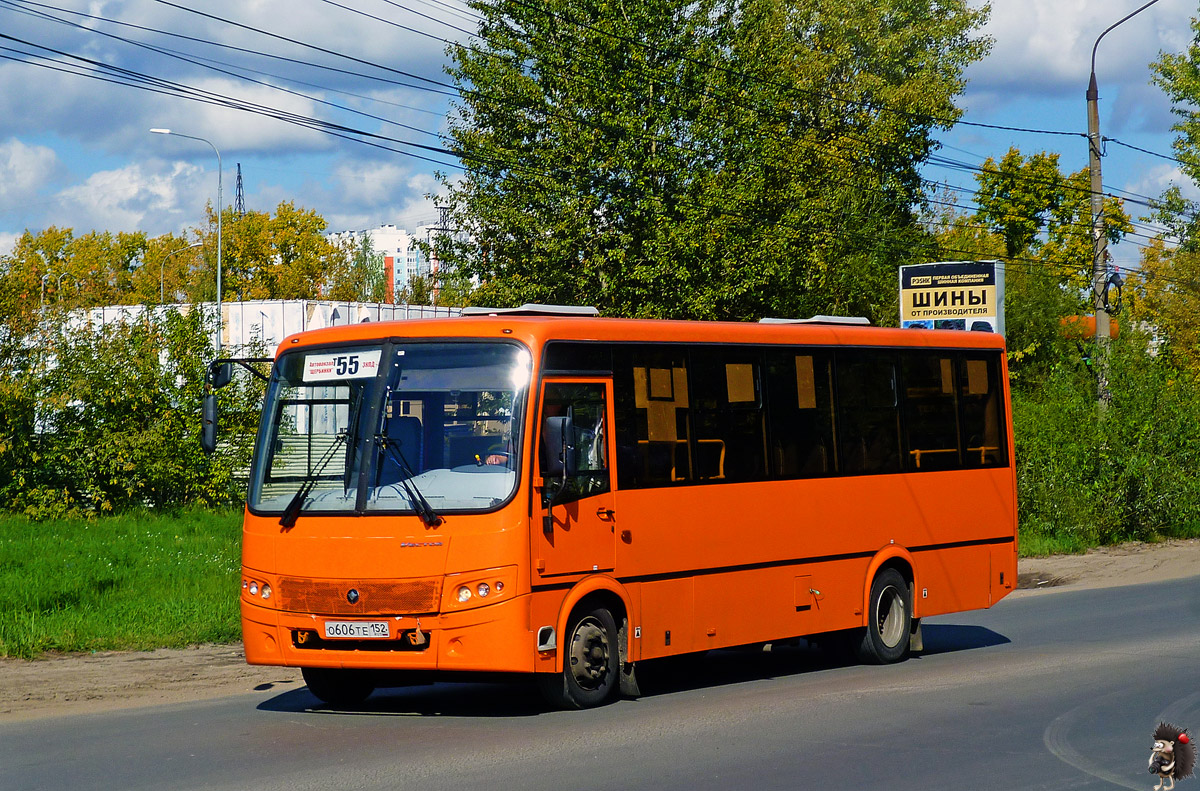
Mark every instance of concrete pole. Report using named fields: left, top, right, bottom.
left=1087, top=0, right=1162, bottom=402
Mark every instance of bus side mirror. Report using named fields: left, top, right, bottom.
left=541, top=414, right=576, bottom=513
left=542, top=415, right=577, bottom=478
left=209, top=362, right=233, bottom=389
left=201, top=392, right=218, bottom=455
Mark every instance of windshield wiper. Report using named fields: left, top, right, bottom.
left=377, top=434, right=443, bottom=527
left=279, top=430, right=348, bottom=528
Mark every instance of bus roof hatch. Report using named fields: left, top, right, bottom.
left=460, top=304, right=601, bottom=317
left=758, top=315, right=871, bottom=325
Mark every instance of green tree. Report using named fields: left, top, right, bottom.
left=327, top=233, right=387, bottom=302
left=1127, top=238, right=1200, bottom=373
left=193, top=201, right=349, bottom=301
left=935, top=147, right=1131, bottom=387
left=438, top=0, right=990, bottom=321
left=1153, top=15, right=1200, bottom=204
left=397, top=273, right=436, bottom=306
left=3, top=306, right=265, bottom=518
left=974, top=149, right=1065, bottom=260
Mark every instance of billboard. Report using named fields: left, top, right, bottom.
left=899, top=260, right=1004, bottom=335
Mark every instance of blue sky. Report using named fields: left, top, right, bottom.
left=0, top=0, right=1196, bottom=276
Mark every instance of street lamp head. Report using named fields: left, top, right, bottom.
left=149, top=128, right=171, bottom=135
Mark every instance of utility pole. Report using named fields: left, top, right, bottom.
left=1086, top=0, right=1162, bottom=403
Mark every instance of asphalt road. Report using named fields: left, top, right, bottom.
left=4, top=578, right=1199, bottom=791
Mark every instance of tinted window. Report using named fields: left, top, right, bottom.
left=689, top=348, right=767, bottom=482
left=540, top=382, right=610, bottom=504
left=764, top=350, right=837, bottom=477
left=543, top=342, right=612, bottom=373
left=959, top=354, right=1007, bottom=468
left=836, top=351, right=901, bottom=475
left=901, top=353, right=961, bottom=471
left=614, top=346, right=693, bottom=488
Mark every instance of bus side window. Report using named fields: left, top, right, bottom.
left=540, top=383, right=610, bottom=503
left=764, top=350, right=836, bottom=478
left=901, top=352, right=961, bottom=472
left=959, top=355, right=1006, bottom=468
left=617, top=346, right=692, bottom=487
left=690, top=348, right=767, bottom=482
left=836, top=351, right=902, bottom=475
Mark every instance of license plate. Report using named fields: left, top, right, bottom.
left=323, top=620, right=390, bottom=639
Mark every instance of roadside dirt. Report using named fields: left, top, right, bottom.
left=4, top=538, right=1200, bottom=721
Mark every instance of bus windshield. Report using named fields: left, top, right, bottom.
left=248, top=341, right=529, bottom=518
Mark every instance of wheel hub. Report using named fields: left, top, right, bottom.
left=569, top=618, right=610, bottom=689
left=876, top=585, right=907, bottom=648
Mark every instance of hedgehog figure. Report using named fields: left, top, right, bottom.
left=1150, top=722, right=1196, bottom=791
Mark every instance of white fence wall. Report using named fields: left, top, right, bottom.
left=70, top=300, right=461, bottom=355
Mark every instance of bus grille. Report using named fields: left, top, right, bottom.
left=278, top=577, right=442, bottom=615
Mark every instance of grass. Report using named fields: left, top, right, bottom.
left=1018, top=520, right=1200, bottom=558
left=1017, top=532, right=1094, bottom=558
left=0, top=507, right=242, bottom=659
left=4, top=504, right=1199, bottom=658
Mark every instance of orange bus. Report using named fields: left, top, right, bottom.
left=211, top=306, right=1016, bottom=709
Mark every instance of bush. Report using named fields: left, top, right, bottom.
left=1014, top=334, right=1200, bottom=545
left=0, top=307, right=265, bottom=519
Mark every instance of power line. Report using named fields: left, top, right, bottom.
left=2, top=0, right=1186, bottom=270
left=0, top=0, right=459, bottom=97
left=0, top=34, right=468, bottom=169
left=0, top=0, right=451, bottom=142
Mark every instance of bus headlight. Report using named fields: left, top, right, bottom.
left=443, top=567, right=517, bottom=612
left=241, top=572, right=279, bottom=607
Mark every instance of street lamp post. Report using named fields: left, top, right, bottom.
left=160, top=242, right=204, bottom=304
left=150, top=128, right=222, bottom=349
left=1087, top=0, right=1161, bottom=402
left=39, top=273, right=52, bottom=312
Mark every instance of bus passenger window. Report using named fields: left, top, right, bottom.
left=764, top=351, right=836, bottom=478
left=959, top=355, right=1006, bottom=468
left=690, top=349, right=767, bottom=483
left=836, top=352, right=902, bottom=475
left=901, top=353, right=961, bottom=472
left=614, top=346, right=693, bottom=488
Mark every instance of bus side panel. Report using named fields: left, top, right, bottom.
left=990, top=541, right=1017, bottom=605
left=615, top=469, right=1015, bottom=650
left=911, top=545, right=991, bottom=617
left=691, top=560, right=864, bottom=652
left=635, top=577, right=694, bottom=660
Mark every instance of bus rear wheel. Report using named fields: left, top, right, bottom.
left=538, top=606, right=620, bottom=709
left=301, top=667, right=376, bottom=707
left=854, top=568, right=912, bottom=664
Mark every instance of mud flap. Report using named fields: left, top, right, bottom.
left=909, top=618, right=923, bottom=653
left=618, top=618, right=641, bottom=697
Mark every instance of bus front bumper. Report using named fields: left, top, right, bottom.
left=241, top=594, right=534, bottom=674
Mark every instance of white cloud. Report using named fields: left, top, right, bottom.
left=52, top=161, right=205, bottom=235
left=332, top=160, right=440, bottom=207
left=970, top=0, right=1193, bottom=90
left=1124, top=162, right=1200, bottom=203
left=0, top=231, right=19, bottom=257
left=0, top=138, right=60, bottom=210
left=965, top=0, right=1194, bottom=134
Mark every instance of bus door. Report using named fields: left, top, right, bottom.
left=535, top=379, right=616, bottom=577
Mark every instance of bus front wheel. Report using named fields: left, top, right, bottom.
left=302, top=667, right=375, bottom=707
left=538, top=606, right=620, bottom=709
left=854, top=568, right=912, bottom=664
